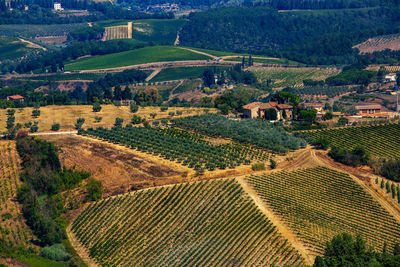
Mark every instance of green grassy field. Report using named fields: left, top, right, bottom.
left=0, top=37, right=37, bottom=61
left=0, top=24, right=86, bottom=38
left=151, top=66, right=228, bottom=81
left=65, top=46, right=211, bottom=71
left=133, top=19, right=187, bottom=44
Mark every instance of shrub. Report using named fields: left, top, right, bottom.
left=130, top=102, right=138, bottom=113
left=94, top=116, right=102, bottom=123
left=131, top=115, right=142, bottom=125
left=252, top=162, right=265, bottom=171
left=114, top=117, right=123, bottom=127
left=32, top=109, right=40, bottom=118
left=176, top=110, right=183, bottom=115
left=6, top=109, right=15, bottom=117
left=75, top=118, right=85, bottom=129
left=270, top=159, right=277, bottom=169
left=40, top=244, right=70, bottom=261
left=160, top=106, right=168, bottom=112
left=152, top=121, right=160, bottom=127
left=169, top=112, right=175, bottom=117
left=51, top=124, right=60, bottom=131
left=92, top=103, right=101, bottom=112
left=313, top=137, right=330, bottom=150
left=86, top=178, right=103, bottom=201
left=150, top=113, right=157, bottom=118
left=30, top=122, right=38, bottom=133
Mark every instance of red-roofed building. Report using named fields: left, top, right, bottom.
left=242, top=102, right=293, bottom=120
left=7, top=95, right=24, bottom=103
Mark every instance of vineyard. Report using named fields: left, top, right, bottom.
left=304, top=124, right=400, bottom=158
left=282, top=85, right=356, bottom=98
left=247, top=166, right=400, bottom=254
left=0, top=141, right=34, bottom=248
left=103, top=22, right=133, bottom=41
left=354, top=34, right=400, bottom=54
left=71, top=178, right=305, bottom=266
left=250, top=67, right=340, bottom=89
left=172, top=114, right=306, bottom=153
left=385, top=66, right=400, bottom=72
left=79, top=126, right=270, bottom=171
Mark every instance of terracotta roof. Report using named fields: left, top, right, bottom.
left=277, top=104, right=292, bottom=109
left=7, top=95, right=24, bottom=100
left=269, top=102, right=278, bottom=107
left=242, top=102, right=261, bottom=110
left=355, top=104, right=382, bottom=110
left=259, top=103, right=273, bottom=110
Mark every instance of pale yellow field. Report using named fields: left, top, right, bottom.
left=0, top=105, right=216, bottom=132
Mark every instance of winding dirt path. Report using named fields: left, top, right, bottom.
left=67, top=224, right=99, bottom=267
left=145, top=68, right=161, bottom=81
left=18, top=38, right=47, bottom=51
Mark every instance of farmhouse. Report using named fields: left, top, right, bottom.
left=384, top=73, right=397, bottom=83
left=7, top=95, right=24, bottom=103
left=303, top=103, right=323, bottom=112
left=242, top=102, right=293, bottom=120
left=355, top=104, right=387, bottom=117
left=53, top=2, right=64, bottom=11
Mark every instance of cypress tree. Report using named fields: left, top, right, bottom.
left=392, top=183, right=396, bottom=198
left=386, top=181, right=390, bottom=193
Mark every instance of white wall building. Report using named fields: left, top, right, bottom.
left=54, top=2, right=64, bottom=11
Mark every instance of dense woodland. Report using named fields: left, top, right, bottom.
left=180, top=6, right=400, bottom=65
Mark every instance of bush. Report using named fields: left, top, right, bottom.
left=328, top=146, right=370, bottom=167
left=131, top=115, right=142, bottom=125
left=86, top=178, right=103, bottom=201
left=252, top=162, right=265, bottom=171
left=32, top=109, right=40, bottom=118
left=152, top=121, right=160, bottom=127
left=94, top=116, right=103, bottom=123
left=40, top=244, right=70, bottom=261
left=114, top=117, right=123, bottom=127
left=51, top=124, right=60, bottom=131
left=313, top=137, right=330, bottom=150
left=92, top=103, right=101, bottom=112
left=75, top=118, right=85, bottom=129
left=160, top=106, right=168, bottom=112
left=130, top=103, right=138, bottom=113
left=30, top=122, right=38, bottom=133
left=6, top=109, right=15, bottom=117
left=270, top=159, right=277, bottom=169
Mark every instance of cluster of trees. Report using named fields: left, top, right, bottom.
left=67, top=25, right=105, bottom=42
left=0, top=0, right=173, bottom=24
left=202, top=64, right=257, bottom=88
left=326, top=68, right=377, bottom=86
left=328, top=146, right=370, bottom=167
left=314, top=233, right=400, bottom=266
left=16, top=136, right=90, bottom=245
left=6, top=40, right=148, bottom=74
left=371, top=158, right=400, bottom=182
left=180, top=6, right=400, bottom=65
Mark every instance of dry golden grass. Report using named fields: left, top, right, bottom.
left=0, top=105, right=216, bottom=132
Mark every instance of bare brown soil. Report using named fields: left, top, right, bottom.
left=0, top=258, right=27, bottom=267
left=354, top=35, right=400, bottom=53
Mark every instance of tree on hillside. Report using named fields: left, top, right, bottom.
left=203, top=69, right=215, bottom=87
left=113, top=85, right=122, bottom=101
left=122, top=86, right=132, bottom=100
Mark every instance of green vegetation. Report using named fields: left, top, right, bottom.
left=252, top=67, right=340, bottom=88
left=225, top=56, right=300, bottom=65
left=71, top=178, right=304, bottom=266
left=151, top=66, right=228, bottom=82
left=247, top=166, right=400, bottom=254
left=0, top=37, right=37, bottom=61
left=0, top=23, right=86, bottom=38
left=132, top=19, right=187, bottom=45
left=283, top=85, right=356, bottom=98
left=15, top=73, right=106, bottom=82
left=304, top=124, right=400, bottom=159
left=173, top=114, right=306, bottom=152
left=65, top=46, right=211, bottom=71
left=314, top=233, right=400, bottom=266
left=79, top=126, right=271, bottom=170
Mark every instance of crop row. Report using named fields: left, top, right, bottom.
left=304, top=124, right=400, bottom=158
left=79, top=126, right=270, bottom=171
left=0, top=142, right=33, bottom=247
left=283, top=86, right=355, bottom=98
left=71, top=178, right=304, bottom=266
left=247, top=166, right=400, bottom=254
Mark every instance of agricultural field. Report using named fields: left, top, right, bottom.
left=0, top=105, right=214, bottom=132
left=14, top=73, right=105, bottom=81
left=0, top=141, right=35, bottom=248
left=70, top=178, right=305, bottom=266
left=172, top=114, right=306, bottom=153
left=282, top=85, right=356, bottom=98
left=0, top=23, right=86, bottom=38
left=225, top=56, right=301, bottom=65
left=250, top=67, right=340, bottom=89
left=133, top=19, right=187, bottom=44
left=0, top=37, right=38, bottom=61
left=65, top=46, right=211, bottom=71
left=304, top=124, right=400, bottom=159
left=79, top=126, right=270, bottom=170
left=247, top=166, right=400, bottom=254
left=151, top=66, right=228, bottom=82
left=385, top=66, right=400, bottom=72
left=354, top=34, right=400, bottom=53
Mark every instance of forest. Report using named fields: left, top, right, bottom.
left=179, top=6, right=400, bottom=65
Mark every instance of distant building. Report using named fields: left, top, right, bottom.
left=355, top=104, right=385, bottom=116
left=384, top=73, right=397, bottom=83
left=303, top=103, right=323, bottom=112
left=54, top=2, right=63, bottom=11
left=7, top=95, right=24, bottom=102
left=242, top=102, right=293, bottom=120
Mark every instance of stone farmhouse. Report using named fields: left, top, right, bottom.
left=242, top=102, right=293, bottom=120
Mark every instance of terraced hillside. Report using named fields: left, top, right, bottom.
left=304, top=124, right=400, bottom=158
left=70, top=179, right=305, bottom=266
left=247, top=166, right=400, bottom=255
left=0, top=141, right=35, bottom=248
